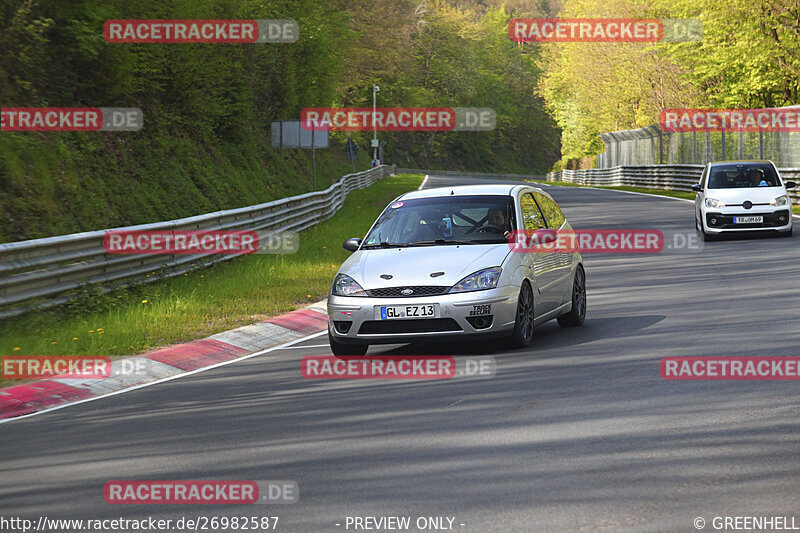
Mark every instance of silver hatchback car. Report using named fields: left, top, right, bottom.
left=327, top=184, right=586, bottom=355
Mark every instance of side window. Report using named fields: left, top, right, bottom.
left=700, top=166, right=708, bottom=187
left=533, top=192, right=566, bottom=229
left=520, top=193, right=546, bottom=231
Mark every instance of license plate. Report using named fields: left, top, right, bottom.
left=734, top=216, right=763, bottom=224
left=378, top=304, right=438, bottom=320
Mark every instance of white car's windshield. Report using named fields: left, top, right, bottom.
left=707, top=163, right=782, bottom=188
left=362, top=195, right=516, bottom=248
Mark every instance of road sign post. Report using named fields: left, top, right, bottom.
left=344, top=138, right=358, bottom=172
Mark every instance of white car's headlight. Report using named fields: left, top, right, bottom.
left=705, top=197, right=725, bottom=208
left=449, top=267, right=502, bottom=293
left=331, top=274, right=367, bottom=297
left=770, top=195, right=789, bottom=206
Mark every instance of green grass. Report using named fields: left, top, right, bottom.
left=0, top=132, right=360, bottom=243
left=543, top=180, right=697, bottom=201
left=0, top=174, right=423, bottom=362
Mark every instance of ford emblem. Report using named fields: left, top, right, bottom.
left=401, top=288, right=414, bottom=295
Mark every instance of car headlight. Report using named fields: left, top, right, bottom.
left=449, top=267, right=502, bottom=294
left=770, top=195, right=789, bottom=206
left=331, top=274, right=367, bottom=297
left=705, top=197, right=725, bottom=208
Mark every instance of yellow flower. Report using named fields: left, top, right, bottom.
left=12, top=347, right=20, bottom=351
left=306, top=294, right=312, bottom=298
left=51, top=341, right=58, bottom=345
left=97, top=328, right=103, bottom=331
left=89, top=330, right=95, bottom=333
left=141, top=299, right=148, bottom=303
left=73, top=337, right=78, bottom=341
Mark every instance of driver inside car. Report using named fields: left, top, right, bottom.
left=747, top=168, right=768, bottom=187
left=487, top=207, right=511, bottom=237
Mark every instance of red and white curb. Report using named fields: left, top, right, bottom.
left=0, top=301, right=329, bottom=422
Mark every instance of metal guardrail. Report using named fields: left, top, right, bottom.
left=0, top=165, right=394, bottom=319
left=547, top=165, right=800, bottom=205
left=397, top=168, right=546, bottom=181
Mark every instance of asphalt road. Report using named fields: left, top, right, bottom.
left=2, top=174, right=800, bottom=533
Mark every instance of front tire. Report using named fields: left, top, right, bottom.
left=696, top=214, right=715, bottom=242
left=511, top=282, right=535, bottom=348
left=558, top=266, right=586, bottom=327
left=328, top=331, right=368, bottom=356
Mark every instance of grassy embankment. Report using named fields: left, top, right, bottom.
left=0, top=174, right=422, bottom=360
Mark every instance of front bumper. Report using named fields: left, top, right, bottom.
left=327, top=285, right=519, bottom=345
left=704, top=209, right=792, bottom=232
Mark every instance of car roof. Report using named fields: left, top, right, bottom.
left=708, top=160, right=776, bottom=167
left=398, top=183, right=546, bottom=200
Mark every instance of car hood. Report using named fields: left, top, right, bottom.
left=339, top=244, right=512, bottom=289
left=705, top=187, right=786, bottom=204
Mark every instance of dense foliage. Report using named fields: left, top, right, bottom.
left=539, top=0, right=800, bottom=167
left=0, top=0, right=560, bottom=241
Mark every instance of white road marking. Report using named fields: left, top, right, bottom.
left=277, top=343, right=331, bottom=350
left=418, top=174, right=429, bottom=190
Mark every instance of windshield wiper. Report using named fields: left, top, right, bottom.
left=406, top=239, right=476, bottom=246
left=361, top=241, right=409, bottom=249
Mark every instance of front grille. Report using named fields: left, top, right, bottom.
left=367, top=286, right=449, bottom=297
left=706, top=210, right=790, bottom=229
left=358, top=318, right=462, bottom=334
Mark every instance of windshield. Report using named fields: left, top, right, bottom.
left=707, top=163, right=782, bottom=189
left=362, top=195, right=516, bottom=247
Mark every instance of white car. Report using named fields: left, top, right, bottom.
left=693, top=160, right=795, bottom=240
left=327, top=184, right=586, bottom=355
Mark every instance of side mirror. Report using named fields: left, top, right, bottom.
left=691, top=184, right=703, bottom=192
left=343, top=238, right=362, bottom=252
left=784, top=181, right=796, bottom=189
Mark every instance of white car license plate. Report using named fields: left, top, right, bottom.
left=378, top=304, right=438, bottom=320
left=734, top=216, right=763, bottom=224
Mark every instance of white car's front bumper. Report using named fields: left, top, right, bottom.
left=702, top=206, right=792, bottom=233
left=327, top=285, right=519, bottom=345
